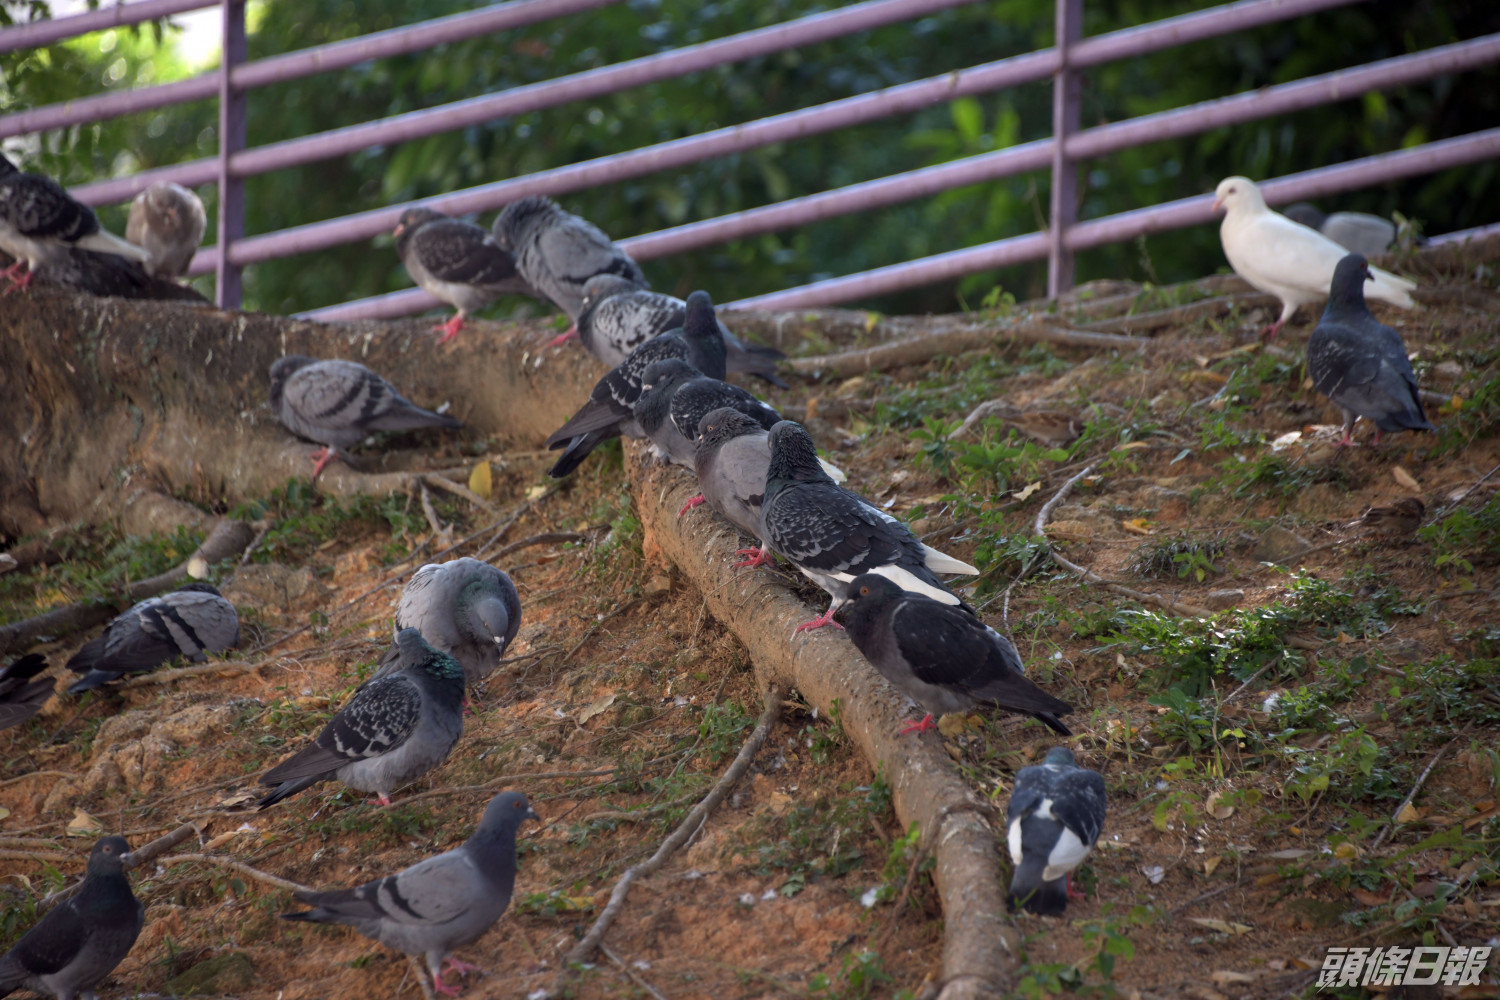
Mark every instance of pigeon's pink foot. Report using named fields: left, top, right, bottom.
left=793, top=608, right=844, bottom=634
left=432, top=314, right=466, bottom=345
left=548, top=326, right=579, bottom=348
left=1, top=264, right=33, bottom=295
left=366, top=794, right=393, bottom=807
left=898, top=713, right=938, bottom=736
left=1337, top=429, right=1356, bottom=448
left=309, top=447, right=339, bottom=479
left=732, top=546, right=773, bottom=569
left=443, top=957, right=485, bottom=976
left=1065, top=872, right=1088, bottom=901
left=431, top=973, right=463, bottom=997
left=1258, top=319, right=1285, bottom=342
left=1371, top=429, right=1384, bottom=447
left=678, top=494, right=706, bottom=517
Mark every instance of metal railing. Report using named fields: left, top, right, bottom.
left=1, top=0, right=1495, bottom=315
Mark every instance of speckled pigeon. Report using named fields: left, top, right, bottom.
left=0, top=153, right=148, bottom=292
left=0, top=835, right=144, bottom=1000
left=281, top=790, right=538, bottom=997
left=0, top=653, right=54, bottom=732
left=759, top=421, right=978, bottom=632
left=491, top=194, right=646, bottom=323
left=371, top=558, right=522, bottom=688
left=269, top=355, right=463, bottom=479
left=66, top=583, right=238, bottom=694
left=1307, top=253, right=1433, bottom=447
left=258, top=628, right=465, bottom=808
left=634, top=359, right=782, bottom=468
left=125, top=182, right=205, bottom=280
left=1006, top=747, right=1106, bottom=915
left=839, top=574, right=1071, bottom=736
left=394, top=207, right=533, bottom=344
left=1214, top=176, right=1415, bottom=340
left=571, top=274, right=787, bottom=387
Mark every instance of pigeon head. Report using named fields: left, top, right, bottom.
left=639, top=358, right=700, bottom=393
left=1041, top=746, right=1078, bottom=768
left=1328, top=253, right=1374, bottom=312
left=676, top=291, right=728, bottom=378
left=1212, top=176, right=1265, bottom=216
left=393, top=206, right=445, bottom=248
left=144, top=182, right=198, bottom=225
left=458, top=578, right=514, bottom=651
left=845, top=573, right=907, bottom=605
left=493, top=195, right=559, bottom=250
left=1282, top=202, right=1326, bottom=230
left=88, top=835, right=133, bottom=876
left=766, top=421, right=833, bottom=486
left=268, top=354, right=317, bottom=408
left=697, top=406, right=764, bottom=448
left=579, top=273, right=642, bottom=312
left=474, top=790, right=541, bottom=838
left=177, top=582, right=223, bottom=597
left=395, top=627, right=465, bottom=683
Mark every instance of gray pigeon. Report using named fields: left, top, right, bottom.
left=393, top=207, right=533, bottom=344
left=0, top=835, right=144, bottom=1000
left=370, top=558, right=522, bottom=688
left=543, top=291, right=728, bottom=479
left=634, top=359, right=782, bottom=468
left=258, top=628, right=465, bottom=808
left=491, top=194, right=646, bottom=322
left=281, top=791, right=538, bottom=997
left=688, top=408, right=778, bottom=549
left=839, top=574, right=1072, bottom=736
left=1006, top=747, right=1106, bottom=915
left=269, top=355, right=463, bottom=478
left=1282, top=203, right=1397, bottom=258
left=570, top=275, right=787, bottom=387
left=66, top=583, right=239, bottom=694
left=0, top=653, right=54, bottom=732
left=759, top=421, right=978, bottom=632
left=125, top=182, right=206, bottom=280
left=1307, top=254, right=1433, bottom=447
left=0, top=153, right=147, bottom=292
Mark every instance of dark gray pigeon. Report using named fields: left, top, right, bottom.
left=1006, top=747, right=1106, bottom=915
left=125, top=182, right=206, bottom=280
left=258, top=628, right=465, bottom=808
left=394, top=207, right=533, bottom=344
left=66, top=583, right=239, bottom=694
left=0, top=653, right=54, bottom=732
left=0, top=153, right=148, bottom=292
left=0, top=835, right=144, bottom=1000
left=839, top=574, right=1071, bottom=736
left=269, top=355, right=463, bottom=478
left=1282, top=203, right=1397, bottom=258
left=543, top=291, right=728, bottom=479
left=491, top=194, right=646, bottom=322
left=371, top=558, right=522, bottom=688
left=759, top=421, right=978, bottom=632
left=568, top=274, right=788, bottom=387
left=1307, top=253, right=1433, bottom=447
left=282, top=790, right=538, bottom=997
left=634, top=359, right=782, bottom=468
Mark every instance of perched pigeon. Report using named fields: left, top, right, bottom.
left=543, top=291, right=728, bottom=479
left=759, top=421, right=978, bottom=632
left=1282, top=203, right=1397, bottom=259
left=258, top=628, right=465, bottom=808
left=281, top=791, right=538, bottom=997
left=371, top=558, right=522, bottom=688
left=0, top=153, right=148, bottom=292
left=570, top=275, right=787, bottom=387
left=1214, top=176, right=1415, bottom=340
left=0, top=653, right=54, bottom=732
left=269, top=355, right=463, bottom=479
left=634, top=359, right=781, bottom=468
left=0, top=835, right=144, bottom=1000
left=125, top=182, right=206, bottom=280
left=1307, top=254, right=1433, bottom=447
left=67, top=583, right=239, bottom=694
left=1006, top=747, right=1106, bottom=915
left=839, top=574, right=1072, bottom=736
left=1346, top=496, right=1425, bottom=536
left=491, top=194, right=646, bottom=322
left=393, top=207, right=533, bottom=344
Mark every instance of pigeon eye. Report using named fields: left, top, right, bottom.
left=513, top=801, right=522, bottom=810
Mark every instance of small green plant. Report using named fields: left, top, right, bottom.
left=1416, top=494, right=1500, bottom=574
left=808, top=949, right=895, bottom=999
left=698, top=700, right=753, bottom=764
left=1128, top=535, right=1224, bottom=581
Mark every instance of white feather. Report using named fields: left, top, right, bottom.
left=869, top=564, right=961, bottom=605
left=76, top=228, right=150, bottom=262
left=1042, top=827, right=1091, bottom=882
left=1007, top=816, right=1024, bottom=865
left=816, top=456, right=847, bottom=483
left=920, top=543, right=978, bottom=576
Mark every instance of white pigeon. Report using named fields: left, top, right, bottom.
left=1213, top=176, right=1416, bottom=340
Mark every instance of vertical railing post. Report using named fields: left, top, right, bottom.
left=216, top=0, right=247, bottom=309
left=1047, top=0, right=1083, bottom=299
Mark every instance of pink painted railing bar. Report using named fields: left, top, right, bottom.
left=1047, top=0, right=1084, bottom=295
left=0, top=77, right=217, bottom=141
left=0, top=0, right=212, bottom=54
left=1427, top=222, right=1500, bottom=246
left=1067, top=0, right=1357, bottom=68
left=216, top=0, right=247, bottom=308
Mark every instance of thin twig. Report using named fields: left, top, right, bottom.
left=601, top=943, right=670, bottom=1000
left=392, top=768, right=618, bottom=810
left=562, top=599, right=642, bottom=664
left=1370, top=735, right=1462, bottom=851
left=421, top=473, right=499, bottom=516
left=1449, top=460, right=1500, bottom=508
left=489, top=532, right=588, bottom=563
left=235, top=520, right=274, bottom=568
left=157, top=853, right=312, bottom=894
left=0, top=849, right=73, bottom=863
left=119, top=656, right=285, bottom=689
left=1223, top=655, right=1281, bottom=705
left=0, top=770, right=72, bottom=789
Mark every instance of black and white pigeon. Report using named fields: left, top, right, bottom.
left=66, top=583, right=239, bottom=694
left=258, top=628, right=465, bottom=809
left=569, top=274, right=787, bottom=387
left=543, top=290, right=727, bottom=479
left=393, top=207, right=533, bottom=344
left=370, top=558, right=522, bottom=689
left=269, top=355, right=463, bottom=479
left=1282, top=203, right=1398, bottom=259
left=125, top=181, right=206, bottom=280
left=491, top=194, right=646, bottom=323
left=759, top=421, right=978, bottom=632
left=1006, top=747, right=1106, bottom=916
left=1307, top=253, right=1433, bottom=447
left=634, top=359, right=782, bottom=468
left=281, top=791, right=538, bottom=998
left=0, top=152, right=148, bottom=292
left=0, top=835, right=144, bottom=1000
left=839, top=574, right=1071, bottom=735
left=0, top=653, right=54, bottom=732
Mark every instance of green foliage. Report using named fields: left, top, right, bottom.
left=739, top=775, right=893, bottom=887
left=1416, top=493, right=1500, bottom=574
left=231, top=479, right=425, bottom=565
left=807, top=949, right=897, bottom=1000
left=1222, top=453, right=1350, bottom=500
left=1128, top=535, right=1224, bottom=581
left=697, top=699, right=753, bottom=764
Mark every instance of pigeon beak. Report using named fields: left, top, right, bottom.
left=526, top=807, right=542, bottom=823
left=119, top=852, right=135, bottom=867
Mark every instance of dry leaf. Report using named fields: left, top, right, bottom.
left=186, top=554, right=210, bottom=579
left=1392, top=466, right=1420, bottom=490
left=1188, top=917, right=1253, bottom=935
left=1333, top=842, right=1360, bottom=860
left=768, top=791, right=794, bottom=816
left=1121, top=517, right=1152, bottom=536
left=1395, top=801, right=1422, bottom=824
left=1206, top=791, right=1234, bottom=820
left=1203, top=855, right=1222, bottom=877
left=66, top=808, right=103, bottom=837
left=1141, top=864, right=1165, bottom=884
left=1211, top=971, right=1258, bottom=986
left=1114, top=441, right=1151, bottom=452
left=576, top=693, right=617, bottom=724
left=0, top=805, right=10, bottom=821
left=1014, top=481, right=1042, bottom=501
left=468, top=460, right=493, bottom=500
left=525, top=484, right=549, bottom=501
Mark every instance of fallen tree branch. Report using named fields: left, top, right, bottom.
left=421, top=472, right=499, bottom=516
left=35, top=821, right=201, bottom=913
left=1075, top=292, right=1276, bottom=335
left=0, top=849, right=73, bottom=863
left=118, top=655, right=286, bottom=689
left=1370, top=734, right=1463, bottom=851
left=158, top=853, right=313, bottom=895
left=0, top=770, right=72, bottom=789
left=488, top=531, right=589, bottom=563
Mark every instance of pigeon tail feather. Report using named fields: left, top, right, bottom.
left=920, top=544, right=978, bottom=576
left=75, top=229, right=149, bottom=262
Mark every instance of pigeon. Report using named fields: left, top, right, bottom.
left=370, top=558, right=522, bottom=688
left=759, top=421, right=978, bottom=632
left=1282, top=203, right=1397, bottom=259
left=839, top=573, right=1072, bottom=736
left=66, top=583, right=239, bottom=694
left=0, top=152, right=148, bottom=292
left=258, top=628, right=465, bottom=809
left=1213, top=176, right=1416, bottom=340
left=125, top=182, right=206, bottom=280
left=543, top=291, right=728, bottom=479
left=1345, top=496, right=1425, bottom=536
left=393, top=207, right=533, bottom=344
left=269, top=355, right=463, bottom=479
left=1006, top=747, right=1106, bottom=915
left=0, top=835, right=144, bottom=1000
left=281, top=791, right=538, bottom=997
left=491, top=194, right=646, bottom=323
left=634, top=359, right=782, bottom=468
left=1306, top=253, right=1433, bottom=447
left=571, top=275, right=788, bottom=387
left=0, top=653, right=54, bottom=732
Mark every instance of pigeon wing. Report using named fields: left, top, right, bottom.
left=1049, top=769, right=1107, bottom=848
left=415, top=220, right=521, bottom=288
left=7, top=895, right=89, bottom=975
left=668, top=380, right=780, bottom=441
left=297, top=850, right=480, bottom=926
left=262, top=675, right=422, bottom=782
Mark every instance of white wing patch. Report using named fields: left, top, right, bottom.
left=1042, top=827, right=1092, bottom=882
left=1007, top=816, right=1024, bottom=865
left=869, top=564, right=961, bottom=605
left=921, top=543, right=979, bottom=576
